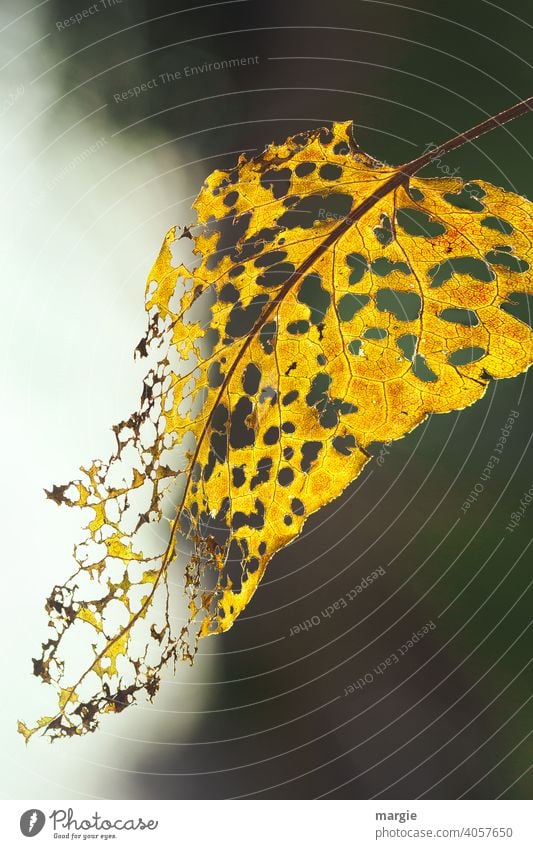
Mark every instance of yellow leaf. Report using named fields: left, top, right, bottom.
left=105, top=537, right=143, bottom=561
left=17, top=720, right=35, bottom=744
left=165, top=119, right=533, bottom=637
left=59, top=689, right=78, bottom=711
left=22, top=106, right=533, bottom=739
left=77, top=607, right=102, bottom=631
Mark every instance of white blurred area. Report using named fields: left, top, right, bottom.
left=0, top=2, right=215, bottom=798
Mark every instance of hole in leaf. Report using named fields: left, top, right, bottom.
left=226, top=294, right=269, bottom=339
left=263, top=426, right=280, bottom=446
left=396, top=207, right=446, bottom=237
left=250, top=457, right=273, bottom=489
left=223, top=190, right=238, bottom=207
left=438, top=308, right=479, bottom=326
left=332, top=434, right=357, bottom=455
left=371, top=257, right=412, bottom=277
left=375, top=288, right=421, bottom=320
left=287, top=320, right=310, bottom=335
left=260, top=166, right=292, bottom=199
left=254, top=250, right=288, bottom=268
left=225, top=542, right=244, bottom=592
left=259, top=321, right=277, bottom=354
left=277, top=467, right=294, bottom=486
left=259, top=386, right=277, bottom=405
left=408, top=186, right=424, bottom=202
left=319, top=163, right=343, bottom=181
left=428, top=256, right=495, bottom=288
left=364, top=327, right=388, bottom=340
left=208, top=361, right=225, bottom=388
left=485, top=250, right=529, bottom=273
left=481, top=215, right=514, bottom=234
left=282, top=390, right=299, bottom=406
left=319, top=404, right=338, bottom=429
left=306, top=373, right=331, bottom=407
left=336, top=400, right=357, bottom=415
left=294, top=161, right=316, bottom=177
left=374, top=213, right=394, bottom=246
left=278, top=192, right=352, bottom=229
left=232, top=500, right=265, bottom=531
left=207, top=211, right=251, bottom=270
left=242, top=363, right=261, bottom=395
left=236, top=226, right=283, bottom=264
left=229, top=397, right=255, bottom=449
left=333, top=141, right=350, bottom=154
left=226, top=295, right=268, bottom=339
left=246, top=557, right=260, bottom=575
left=232, top=466, right=246, bottom=488
left=397, top=333, right=417, bottom=360
left=338, top=293, right=370, bottom=321
left=412, top=353, right=438, bottom=382
left=219, top=283, right=239, bottom=302
left=291, top=498, right=305, bottom=516
left=297, top=272, right=331, bottom=323
left=256, top=262, right=295, bottom=288
left=443, top=182, right=486, bottom=212
left=301, top=441, right=322, bottom=472
left=212, top=403, right=228, bottom=432
left=346, top=252, right=368, bottom=285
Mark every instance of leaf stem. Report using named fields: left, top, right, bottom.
left=402, top=95, right=533, bottom=178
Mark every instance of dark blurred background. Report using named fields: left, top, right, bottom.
left=3, top=0, right=533, bottom=800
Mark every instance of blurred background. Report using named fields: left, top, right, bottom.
left=1, top=0, right=532, bottom=800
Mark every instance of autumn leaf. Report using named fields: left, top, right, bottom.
left=22, top=99, right=533, bottom=740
